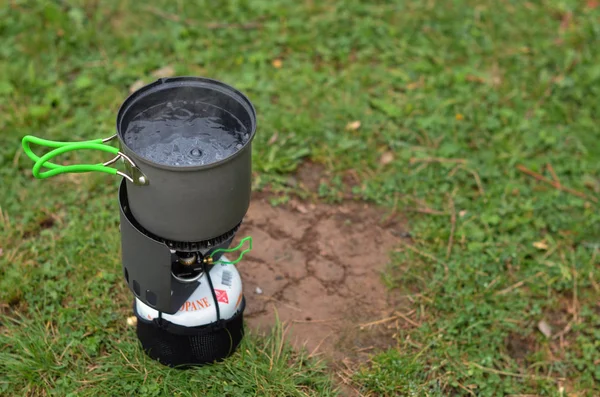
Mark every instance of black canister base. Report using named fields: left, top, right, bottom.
left=133, top=297, right=246, bottom=368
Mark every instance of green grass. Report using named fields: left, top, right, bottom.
left=1, top=0, right=600, bottom=396
left=0, top=313, right=335, bottom=396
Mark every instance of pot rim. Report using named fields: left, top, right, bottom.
left=116, top=76, right=257, bottom=172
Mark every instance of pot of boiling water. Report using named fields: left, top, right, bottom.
left=22, top=77, right=257, bottom=242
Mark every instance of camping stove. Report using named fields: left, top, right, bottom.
left=21, top=77, right=257, bottom=367
left=119, top=180, right=248, bottom=367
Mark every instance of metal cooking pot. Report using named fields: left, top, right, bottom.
left=22, top=77, right=257, bottom=242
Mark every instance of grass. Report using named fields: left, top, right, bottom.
left=0, top=313, right=335, bottom=396
left=1, top=0, right=599, bottom=396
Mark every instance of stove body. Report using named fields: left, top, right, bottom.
left=118, top=180, right=248, bottom=366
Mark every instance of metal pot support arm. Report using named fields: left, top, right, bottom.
left=21, top=135, right=148, bottom=185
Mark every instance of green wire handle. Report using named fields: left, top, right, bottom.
left=22, top=135, right=120, bottom=179
left=210, top=236, right=253, bottom=265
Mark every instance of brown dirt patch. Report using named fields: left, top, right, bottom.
left=239, top=193, right=408, bottom=360
left=505, top=332, right=537, bottom=363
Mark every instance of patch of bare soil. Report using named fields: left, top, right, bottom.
left=505, top=332, right=538, bottom=364
left=239, top=193, right=408, bottom=361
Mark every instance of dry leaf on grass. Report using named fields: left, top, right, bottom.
left=380, top=152, right=394, bottom=165
left=537, top=320, right=552, bottom=338
left=345, top=120, right=361, bottom=131
left=272, top=59, right=283, bottom=68
left=465, top=75, right=486, bottom=83
left=268, top=132, right=279, bottom=145
left=151, top=65, right=175, bottom=78
left=126, top=316, right=137, bottom=326
left=533, top=240, right=549, bottom=250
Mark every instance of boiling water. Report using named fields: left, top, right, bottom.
left=123, top=101, right=249, bottom=166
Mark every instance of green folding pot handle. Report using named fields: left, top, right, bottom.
left=21, top=135, right=147, bottom=184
